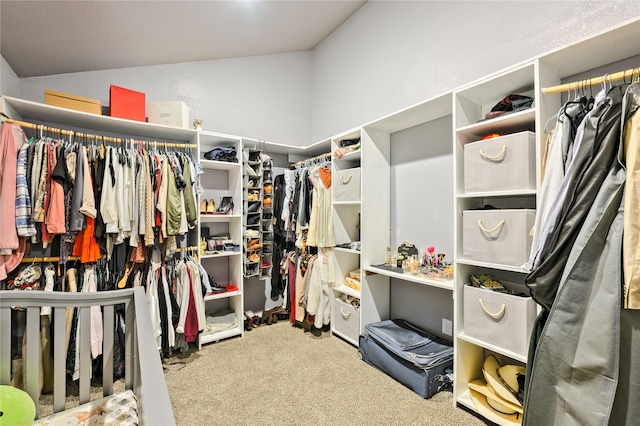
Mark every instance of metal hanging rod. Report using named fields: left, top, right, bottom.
left=289, top=152, right=332, bottom=169
left=1, top=117, right=196, bottom=149
left=542, top=66, right=640, bottom=94
left=175, top=246, right=199, bottom=253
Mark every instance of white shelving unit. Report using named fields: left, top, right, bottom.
left=451, top=18, right=640, bottom=424
left=197, top=131, right=244, bottom=348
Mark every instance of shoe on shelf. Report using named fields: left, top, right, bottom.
left=247, top=190, right=259, bottom=201
left=263, top=197, right=272, bottom=206
left=245, top=164, right=260, bottom=178
left=248, top=179, right=256, bottom=188
left=263, top=184, right=273, bottom=194
left=247, top=239, right=262, bottom=251
left=215, top=197, right=234, bottom=214
left=205, top=199, right=215, bottom=214
left=247, top=202, right=261, bottom=213
left=200, top=199, right=208, bottom=214
left=244, top=229, right=260, bottom=238
left=248, top=253, right=260, bottom=262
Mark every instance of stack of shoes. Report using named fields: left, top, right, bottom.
left=247, top=239, right=262, bottom=251
left=261, top=306, right=289, bottom=325
left=247, top=253, right=260, bottom=262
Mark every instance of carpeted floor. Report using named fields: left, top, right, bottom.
left=163, top=321, right=488, bottom=426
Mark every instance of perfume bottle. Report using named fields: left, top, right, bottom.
left=386, top=247, right=392, bottom=265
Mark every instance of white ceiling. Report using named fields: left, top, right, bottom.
left=1, top=0, right=366, bottom=78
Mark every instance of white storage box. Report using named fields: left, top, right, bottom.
left=464, top=285, right=537, bottom=357
left=464, top=131, right=536, bottom=194
left=147, top=101, right=189, bottom=128
left=463, top=209, right=535, bottom=267
left=333, top=297, right=360, bottom=343
left=334, top=167, right=361, bottom=202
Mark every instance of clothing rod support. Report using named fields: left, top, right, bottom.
left=542, top=66, right=640, bottom=94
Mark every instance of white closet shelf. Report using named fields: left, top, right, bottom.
left=199, top=326, right=242, bottom=346
left=334, top=247, right=361, bottom=255
left=335, top=150, right=361, bottom=162
left=457, top=189, right=537, bottom=198
left=334, top=285, right=361, bottom=298
left=200, top=159, right=241, bottom=170
left=200, top=252, right=241, bottom=259
left=456, top=259, right=529, bottom=274
left=457, top=332, right=528, bottom=363
left=455, top=390, right=476, bottom=412
left=203, top=289, right=241, bottom=301
left=1, top=96, right=196, bottom=141
left=455, top=108, right=535, bottom=139
left=199, top=214, right=242, bottom=223
left=363, top=266, right=454, bottom=291
left=332, top=200, right=361, bottom=206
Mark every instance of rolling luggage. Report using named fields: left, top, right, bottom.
left=359, top=319, right=453, bottom=398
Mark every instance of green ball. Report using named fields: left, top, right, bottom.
left=0, top=385, right=36, bottom=426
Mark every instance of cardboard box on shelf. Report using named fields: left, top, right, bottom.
left=148, top=101, right=189, bottom=128
left=44, top=90, right=102, bottom=115
left=110, top=85, right=145, bottom=122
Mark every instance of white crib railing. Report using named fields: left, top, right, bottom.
left=0, top=287, right=175, bottom=425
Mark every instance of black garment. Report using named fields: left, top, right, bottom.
left=93, top=152, right=106, bottom=239
left=526, top=85, right=626, bottom=312
left=270, top=174, right=287, bottom=300
left=155, top=267, right=171, bottom=358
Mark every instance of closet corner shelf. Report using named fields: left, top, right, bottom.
left=200, top=251, right=241, bottom=259
left=455, top=108, right=535, bottom=138
left=334, top=247, right=361, bottom=255
left=334, top=284, right=361, bottom=298
left=203, top=289, right=241, bottom=301
left=455, top=259, right=529, bottom=274
left=457, top=332, right=528, bottom=363
left=456, top=189, right=537, bottom=198
left=199, top=214, right=242, bottom=223
left=363, top=266, right=454, bottom=291
left=199, top=159, right=241, bottom=171
left=199, top=326, right=242, bottom=346
left=332, top=200, right=361, bottom=206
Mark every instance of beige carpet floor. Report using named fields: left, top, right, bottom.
left=163, top=321, right=488, bottom=426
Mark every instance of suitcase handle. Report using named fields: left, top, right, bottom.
left=478, top=219, right=505, bottom=234
left=479, top=298, right=506, bottom=320
left=340, top=308, right=352, bottom=318
left=340, top=174, right=353, bottom=184
left=479, top=145, right=507, bottom=162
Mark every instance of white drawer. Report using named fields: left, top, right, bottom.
left=463, top=209, right=535, bottom=267
left=464, top=285, right=536, bottom=357
left=333, top=298, right=360, bottom=342
left=334, top=167, right=361, bottom=202
left=464, top=131, right=536, bottom=194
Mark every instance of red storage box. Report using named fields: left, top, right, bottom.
left=110, top=85, right=146, bottom=121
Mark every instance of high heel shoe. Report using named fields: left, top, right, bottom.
left=215, top=196, right=234, bottom=214
left=206, top=199, right=215, bottom=214
left=200, top=199, right=208, bottom=214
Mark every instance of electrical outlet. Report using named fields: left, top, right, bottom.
left=442, top=318, right=453, bottom=336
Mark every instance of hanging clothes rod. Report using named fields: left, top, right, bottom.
left=20, top=256, right=82, bottom=264
left=289, top=152, right=331, bottom=169
left=1, top=117, right=197, bottom=149
left=542, top=66, right=640, bottom=94
left=175, top=246, right=198, bottom=253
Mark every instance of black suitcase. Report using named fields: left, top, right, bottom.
left=359, top=319, right=453, bottom=399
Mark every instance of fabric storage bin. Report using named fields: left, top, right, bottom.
left=464, top=131, right=536, bottom=193
left=463, top=209, right=535, bottom=266
left=334, top=167, right=361, bottom=202
left=464, top=285, right=536, bottom=357
left=333, top=297, right=360, bottom=342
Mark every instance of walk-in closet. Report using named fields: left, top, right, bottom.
left=1, top=2, right=639, bottom=425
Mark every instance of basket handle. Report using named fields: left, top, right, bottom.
left=478, top=219, right=505, bottom=233
left=340, top=174, right=353, bottom=184
left=479, top=145, right=507, bottom=162
left=479, top=298, right=506, bottom=319
left=340, top=308, right=352, bottom=318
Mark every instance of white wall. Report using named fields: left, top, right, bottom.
left=311, top=1, right=639, bottom=142
left=18, top=52, right=312, bottom=145
left=1, top=55, right=20, bottom=97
